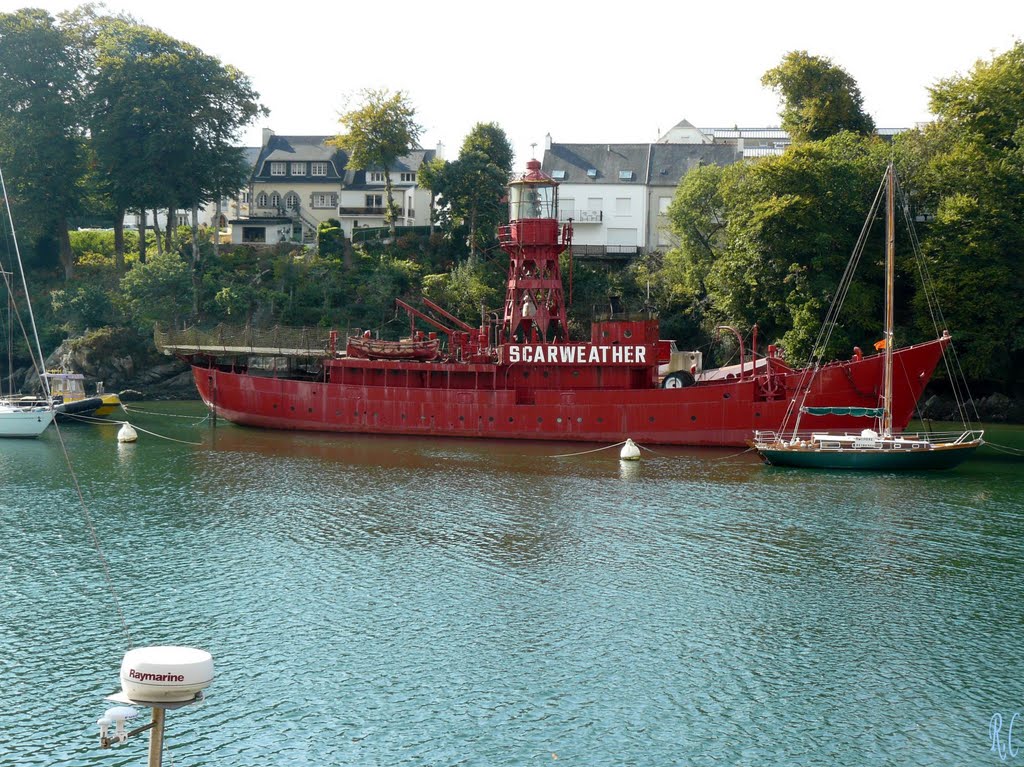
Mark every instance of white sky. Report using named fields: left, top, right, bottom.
left=3, top=0, right=1021, bottom=166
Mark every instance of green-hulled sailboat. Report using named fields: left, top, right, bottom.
left=751, top=164, right=983, bottom=470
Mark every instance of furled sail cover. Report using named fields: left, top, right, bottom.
left=801, top=406, right=885, bottom=417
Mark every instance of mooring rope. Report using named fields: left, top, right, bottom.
left=61, top=412, right=204, bottom=446
left=121, top=402, right=210, bottom=422
left=48, top=419, right=134, bottom=649
left=984, top=441, right=1024, bottom=457
left=712, top=446, right=758, bottom=461
left=550, top=440, right=628, bottom=458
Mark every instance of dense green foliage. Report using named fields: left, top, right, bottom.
left=332, top=89, right=422, bottom=238
left=0, top=9, right=86, bottom=277
left=420, top=122, right=515, bottom=260
left=762, top=51, right=875, bottom=143
left=0, top=16, right=1020, bottom=401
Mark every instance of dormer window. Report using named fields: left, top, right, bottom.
left=270, top=162, right=286, bottom=176
left=586, top=168, right=597, bottom=178
left=400, top=172, right=416, bottom=182
left=618, top=170, right=634, bottom=181
left=369, top=171, right=385, bottom=183
left=311, top=162, right=328, bottom=176
left=291, top=163, right=306, bottom=176
left=551, top=170, right=566, bottom=179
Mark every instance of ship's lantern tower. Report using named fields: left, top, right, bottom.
left=498, top=159, right=571, bottom=344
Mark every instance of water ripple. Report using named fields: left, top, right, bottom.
left=1, top=418, right=1022, bottom=765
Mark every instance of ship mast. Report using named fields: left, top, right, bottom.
left=497, top=159, right=570, bottom=343
left=882, top=163, right=896, bottom=437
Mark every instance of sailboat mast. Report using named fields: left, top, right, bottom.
left=882, top=164, right=896, bottom=436
left=0, top=164, right=50, bottom=400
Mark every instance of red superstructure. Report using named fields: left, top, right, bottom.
left=185, top=160, right=950, bottom=447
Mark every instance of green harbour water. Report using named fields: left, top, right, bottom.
left=1, top=403, right=1022, bottom=766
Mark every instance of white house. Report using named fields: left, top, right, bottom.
left=229, top=129, right=441, bottom=246
left=540, top=120, right=742, bottom=256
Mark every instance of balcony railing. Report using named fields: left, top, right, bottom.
left=338, top=206, right=387, bottom=216
left=569, top=244, right=639, bottom=259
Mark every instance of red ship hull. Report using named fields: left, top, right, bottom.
left=189, top=335, right=948, bottom=447
left=183, top=160, right=952, bottom=448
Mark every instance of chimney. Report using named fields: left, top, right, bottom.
left=262, top=127, right=274, bottom=147
left=435, top=141, right=445, bottom=160
left=544, top=132, right=552, bottom=150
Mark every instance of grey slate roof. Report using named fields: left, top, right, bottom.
left=344, top=148, right=437, bottom=189
left=251, top=135, right=436, bottom=188
left=542, top=142, right=741, bottom=186
left=253, top=135, right=346, bottom=181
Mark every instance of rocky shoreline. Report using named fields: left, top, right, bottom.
left=33, top=328, right=199, bottom=402
left=918, top=392, right=1023, bottom=425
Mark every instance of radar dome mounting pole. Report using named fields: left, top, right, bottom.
left=97, top=646, right=214, bottom=767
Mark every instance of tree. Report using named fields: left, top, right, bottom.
left=663, top=133, right=890, bottom=361
left=897, top=42, right=1024, bottom=389
left=119, top=249, right=192, bottom=329
left=88, top=18, right=264, bottom=283
left=0, top=9, right=86, bottom=279
left=333, top=89, right=422, bottom=238
left=762, top=51, right=875, bottom=143
left=420, top=122, right=514, bottom=260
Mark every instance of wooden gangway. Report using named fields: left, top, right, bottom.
left=155, top=323, right=339, bottom=357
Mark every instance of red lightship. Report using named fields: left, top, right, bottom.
left=180, top=161, right=948, bottom=447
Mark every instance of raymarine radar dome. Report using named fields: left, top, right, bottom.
left=119, top=646, right=213, bottom=703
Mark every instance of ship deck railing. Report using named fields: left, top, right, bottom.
left=753, top=428, right=984, bottom=449
left=155, top=323, right=335, bottom=358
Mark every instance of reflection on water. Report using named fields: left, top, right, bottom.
left=0, top=405, right=1021, bottom=766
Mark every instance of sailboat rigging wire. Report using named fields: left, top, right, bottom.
left=1, top=166, right=133, bottom=649
left=895, top=176, right=982, bottom=428
left=777, top=172, right=889, bottom=435
left=0, top=166, right=50, bottom=400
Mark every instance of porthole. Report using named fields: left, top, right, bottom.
left=723, top=393, right=731, bottom=399
left=577, top=417, right=583, bottom=423
left=489, top=416, right=495, bottom=422
left=556, top=417, right=562, bottom=423
left=691, top=415, right=697, bottom=422
left=649, top=416, right=655, bottom=423
left=624, top=329, right=633, bottom=338
left=508, top=417, right=514, bottom=423
left=459, top=415, right=465, bottom=422
left=537, top=417, right=543, bottom=423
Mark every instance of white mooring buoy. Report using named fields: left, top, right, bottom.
left=117, top=422, right=137, bottom=443
left=620, top=438, right=641, bottom=461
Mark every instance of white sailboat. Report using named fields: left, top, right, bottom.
left=751, top=164, right=984, bottom=470
left=0, top=164, right=54, bottom=438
